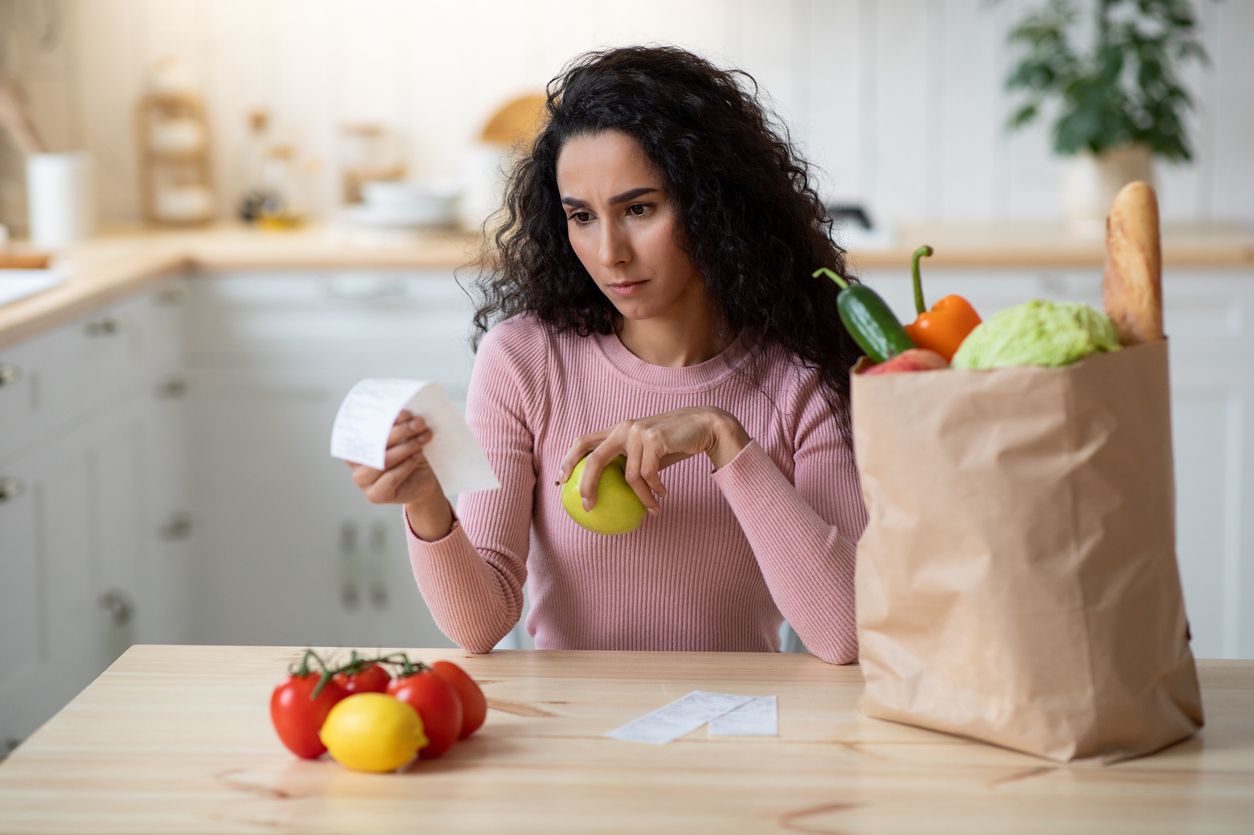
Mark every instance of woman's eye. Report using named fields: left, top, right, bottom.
left=627, top=203, right=652, bottom=217
left=568, top=211, right=593, bottom=224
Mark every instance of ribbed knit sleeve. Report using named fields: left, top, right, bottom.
left=404, top=316, right=547, bottom=653
left=710, top=369, right=867, bottom=664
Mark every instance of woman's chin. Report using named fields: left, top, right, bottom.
left=608, top=300, right=655, bottom=320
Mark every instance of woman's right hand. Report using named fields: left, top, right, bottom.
left=347, top=410, right=442, bottom=506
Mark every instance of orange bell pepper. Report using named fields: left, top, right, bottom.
left=902, top=245, right=981, bottom=362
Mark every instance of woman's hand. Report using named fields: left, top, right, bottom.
left=557, top=406, right=750, bottom=514
left=347, top=410, right=442, bottom=506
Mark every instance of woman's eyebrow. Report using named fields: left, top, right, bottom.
left=561, top=186, right=660, bottom=209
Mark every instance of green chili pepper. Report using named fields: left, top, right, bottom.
left=813, top=267, right=914, bottom=363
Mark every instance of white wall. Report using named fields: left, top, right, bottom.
left=1, top=0, right=1251, bottom=231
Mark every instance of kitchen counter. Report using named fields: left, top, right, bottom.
left=0, top=645, right=1251, bottom=834
left=0, top=221, right=1251, bottom=350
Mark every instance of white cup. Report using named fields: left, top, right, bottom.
left=26, top=151, right=95, bottom=249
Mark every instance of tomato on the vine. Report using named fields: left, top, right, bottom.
left=270, top=651, right=347, bottom=759
left=387, top=667, right=463, bottom=759
left=431, top=660, right=487, bottom=739
left=333, top=661, right=392, bottom=695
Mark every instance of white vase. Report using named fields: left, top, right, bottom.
left=1061, top=144, right=1154, bottom=238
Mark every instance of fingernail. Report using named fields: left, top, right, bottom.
left=648, top=507, right=660, bottom=516
left=582, top=499, right=592, bottom=512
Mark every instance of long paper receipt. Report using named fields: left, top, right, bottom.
left=329, top=378, right=499, bottom=497
left=606, top=692, right=779, bottom=744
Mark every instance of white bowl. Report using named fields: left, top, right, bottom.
left=362, top=179, right=459, bottom=209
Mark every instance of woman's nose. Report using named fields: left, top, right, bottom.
left=598, top=219, right=631, bottom=267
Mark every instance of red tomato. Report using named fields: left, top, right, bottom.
left=431, top=661, right=487, bottom=739
left=387, top=669, right=464, bottom=759
left=270, top=673, right=347, bottom=759
left=332, top=662, right=392, bottom=695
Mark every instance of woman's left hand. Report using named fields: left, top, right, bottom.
left=557, top=406, right=750, bottom=514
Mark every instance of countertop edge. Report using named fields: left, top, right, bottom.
left=1, top=229, right=1251, bottom=350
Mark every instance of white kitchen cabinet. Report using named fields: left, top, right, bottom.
left=0, top=279, right=192, bottom=757
left=184, top=271, right=476, bottom=649
left=858, top=266, right=1254, bottom=660
left=0, top=402, right=145, bottom=755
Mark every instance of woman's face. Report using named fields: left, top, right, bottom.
left=555, top=130, right=706, bottom=322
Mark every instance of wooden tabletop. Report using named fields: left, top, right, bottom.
left=0, top=646, right=1251, bottom=834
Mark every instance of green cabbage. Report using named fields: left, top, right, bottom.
left=952, top=300, right=1122, bottom=369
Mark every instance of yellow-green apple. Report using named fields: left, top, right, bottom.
left=561, top=454, right=647, bottom=535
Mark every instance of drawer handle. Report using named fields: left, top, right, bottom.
left=98, top=589, right=134, bottom=627
left=369, top=521, right=389, bottom=609
left=85, top=317, right=120, bottom=337
left=339, top=522, right=360, bottom=609
left=0, top=363, right=19, bottom=387
left=0, top=478, right=23, bottom=502
left=156, top=378, right=188, bottom=399
left=155, top=284, right=187, bottom=305
left=160, top=513, right=193, bottom=541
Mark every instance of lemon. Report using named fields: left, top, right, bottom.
left=561, top=454, right=647, bottom=535
left=319, top=693, right=428, bottom=773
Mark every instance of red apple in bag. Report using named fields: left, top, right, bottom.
left=861, top=348, right=948, bottom=376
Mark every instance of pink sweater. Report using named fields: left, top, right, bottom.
left=405, top=315, right=867, bottom=664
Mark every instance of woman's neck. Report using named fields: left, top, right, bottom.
left=616, top=305, right=734, bottom=367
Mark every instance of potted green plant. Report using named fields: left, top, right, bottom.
left=1002, top=0, right=1211, bottom=233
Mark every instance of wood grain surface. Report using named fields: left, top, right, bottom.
left=0, top=645, right=1251, bottom=834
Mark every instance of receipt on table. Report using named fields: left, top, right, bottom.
left=329, top=378, right=499, bottom=497
left=606, top=691, right=754, bottom=745
left=708, top=695, right=777, bottom=737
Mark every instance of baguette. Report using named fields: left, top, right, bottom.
left=1103, top=181, right=1164, bottom=345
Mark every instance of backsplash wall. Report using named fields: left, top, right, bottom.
left=0, top=0, right=1251, bottom=232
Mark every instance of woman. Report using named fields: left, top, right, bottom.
left=348, top=45, right=867, bottom=664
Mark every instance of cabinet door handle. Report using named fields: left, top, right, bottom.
left=160, top=513, right=193, bottom=541
left=0, top=363, right=20, bottom=387
left=155, top=378, right=188, bottom=399
left=0, top=478, right=23, bottom=503
left=369, top=521, right=389, bottom=609
left=155, top=284, right=187, bottom=305
left=84, top=316, right=121, bottom=337
left=339, top=522, right=360, bottom=609
left=98, top=589, right=134, bottom=627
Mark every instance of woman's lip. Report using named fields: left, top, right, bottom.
left=607, top=280, right=649, bottom=296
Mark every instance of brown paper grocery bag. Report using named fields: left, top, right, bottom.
left=852, top=340, right=1204, bottom=763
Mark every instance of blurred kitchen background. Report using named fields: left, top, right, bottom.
left=2, top=0, right=1253, bottom=760
left=0, top=0, right=1250, bottom=231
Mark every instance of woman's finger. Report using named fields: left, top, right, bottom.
left=386, top=414, right=427, bottom=447
left=558, top=430, right=610, bottom=484
left=365, top=453, right=426, bottom=503
left=352, top=463, right=383, bottom=489
left=579, top=432, right=629, bottom=510
left=383, top=433, right=432, bottom=469
left=638, top=441, right=667, bottom=500
left=622, top=438, right=661, bottom=514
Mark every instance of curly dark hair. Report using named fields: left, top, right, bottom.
left=465, top=44, right=863, bottom=430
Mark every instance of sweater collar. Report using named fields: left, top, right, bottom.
left=593, top=326, right=756, bottom=391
